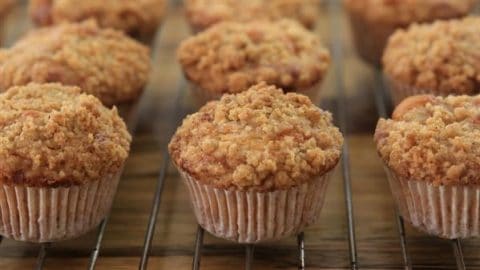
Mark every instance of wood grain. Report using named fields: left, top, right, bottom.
left=0, top=1, right=479, bottom=270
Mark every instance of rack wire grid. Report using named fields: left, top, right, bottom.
left=0, top=0, right=477, bottom=269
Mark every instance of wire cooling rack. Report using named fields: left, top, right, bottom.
left=0, top=0, right=476, bottom=269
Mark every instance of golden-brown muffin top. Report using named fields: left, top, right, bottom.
left=29, top=0, right=166, bottom=40
left=177, top=20, right=330, bottom=95
left=0, top=20, right=151, bottom=106
left=344, top=0, right=475, bottom=24
left=383, top=17, right=480, bottom=96
left=169, top=83, right=343, bottom=191
left=185, top=0, right=319, bottom=31
left=375, top=94, right=480, bottom=185
left=0, top=83, right=131, bottom=187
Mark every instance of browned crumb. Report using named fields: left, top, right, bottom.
left=29, top=0, right=166, bottom=40
left=169, top=83, right=343, bottom=191
left=344, top=0, right=475, bottom=24
left=185, top=0, right=319, bottom=31
left=0, top=20, right=151, bottom=106
left=375, top=94, right=480, bottom=186
left=177, top=20, right=330, bottom=96
left=0, top=83, right=131, bottom=187
left=383, top=17, right=480, bottom=96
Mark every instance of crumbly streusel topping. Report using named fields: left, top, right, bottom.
left=0, top=83, right=131, bottom=187
left=169, top=84, right=343, bottom=191
left=185, top=0, right=319, bottom=31
left=383, top=17, right=480, bottom=96
left=177, top=20, right=330, bottom=95
left=344, top=0, right=475, bottom=24
left=375, top=94, right=480, bottom=185
left=0, top=20, right=151, bottom=106
left=29, top=0, right=166, bottom=39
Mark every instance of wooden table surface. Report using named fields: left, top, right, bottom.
left=1, top=1, right=480, bottom=270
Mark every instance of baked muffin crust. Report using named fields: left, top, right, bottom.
left=344, top=0, right=475, bottom=24
left=185, top=0, right=319, bottom=31
left=0, top=83, right=131, bottom=187
left=0, top=20, right=150, bottom=106
left=29, top=0, right=166, bottom=40
left=169, top=83, right=343, bottom=191
left=177, top=20, right=330, bottom=96
left=375, top=94, right=480, bottom=186
left=383, top=17, right=480, bottom=96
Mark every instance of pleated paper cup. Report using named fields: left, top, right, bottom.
left=384, top=74, right=439, bottom=106
left=179, top=169, right=334, bottom=243
left=385, top=167, right=480, bottom=239
left=116, top=101, right=141, bottom=132
left=188, top=83, right=223, bottom=108
left=346, top=10, right=397, bottom=66
left=0, top=172, right=121, bottom=243
left=188, top=81, right=324, bottom=109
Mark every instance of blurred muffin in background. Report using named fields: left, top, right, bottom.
left=0, top=83, right=131, bottom=243
left=0, top=0, right=14, bottom=45
left=29, top=0, right=166, bottom=43
left=177, top=19, right=330, bottom=105
left=0, top=20, right=151, bottom=118
left=169, top=83, right=343, bottom=243
left=344, top=0, right=476, bottom=66
left=185, top=0, right=319, bottom=32
left=383, top=17, right=480, bottom=104
left=375, top=94, right=480, bottom=239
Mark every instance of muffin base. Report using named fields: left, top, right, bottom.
left=189, top=82, right=323, bottom=108
left=346, top=11, right=399, bottom=67
left=384, top=74, right=436, bottom=105
left=116, top=101, right=140, bottom=131
left=0, top=173, right=120, bottom=243
left=180, top=169, right=334, bottom=243
left=385, top=167, right=480, bottom=239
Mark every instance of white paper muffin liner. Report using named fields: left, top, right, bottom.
left=0, top=173, right=120, bottom=243
left=179, top=169, right=334, bottom=243
left=385, top=167, right=480, bottom=239
left=346, top=10, right=398, bottom=66
left=117, top=101, right=140, bottom=132
left=384, top=74, right=441, bottom=105
left=188, top=81, right=323, bottom=108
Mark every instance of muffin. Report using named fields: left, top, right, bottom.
left=0, top=83, right=131, bottom=242
left=0, top=0, right=13, bottom=45
left=0, top=20, right=150, bottom=120
left=29, top=0, right=166, bottom=43
left=383, top=17, right=480, bottom=104
left=169, top=83, right=343, bottom=243
left=185, top=0, right=319, bottom=32
left=177, top=20, right=330, bottom=105
left=375, top=94, right=480, bottom=239
left=344, top=0, right=476, bottom=66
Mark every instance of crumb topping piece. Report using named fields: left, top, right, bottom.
left=0, top=83, right=131, bottom=187
left=375, top=94, right=480, bottom=185
left=383, top=17, right=480, bottom=95
left=29, top=0, right=166, bottom=39
left=169, top=84, right=343, bottom=191
left=344, top=0, right=475, bottom=24
left=0, top=20, right=151, bottom=106
left=185, top=0, right=319, bottom=30
left=177, top=20, right=330, bottom=95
